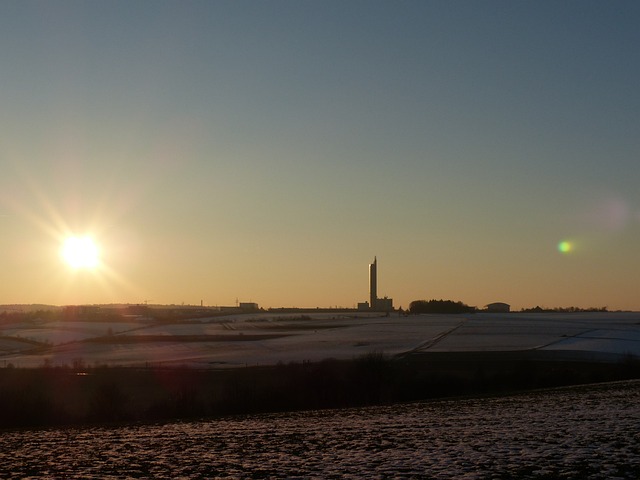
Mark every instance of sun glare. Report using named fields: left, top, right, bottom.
left=61, top=236, right=100, bottom=269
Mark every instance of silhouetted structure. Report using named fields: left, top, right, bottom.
left=369, top=257, right=377, bottom=308
left=361, top=257, right=393, bottom=312
left=486, top=302, right=510, bottom=313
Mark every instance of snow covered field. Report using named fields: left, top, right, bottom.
left=3, top=380, right=638, bottom=478
left=1, top=312, right=639, bottom=368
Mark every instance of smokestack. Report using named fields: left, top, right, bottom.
left=369, top=256, right=377, bottom=310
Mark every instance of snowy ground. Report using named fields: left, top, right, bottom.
left=4, top=381, right=638, bottom=478
left=1, top=312, right=639, bottom=368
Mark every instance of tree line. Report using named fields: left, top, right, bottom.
left=0, top=351, right=638, bottom=429
left=409, top=299, right=476, bottom=314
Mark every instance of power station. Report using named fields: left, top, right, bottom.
left=369, top=256, right=377, bottom=307
left=359, top=256, right=393, bottom=311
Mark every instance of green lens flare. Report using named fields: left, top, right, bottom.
left=557, top=241, right=572, bottom=253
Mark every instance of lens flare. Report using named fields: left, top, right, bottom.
left=557, top=241, right=573, bottom=254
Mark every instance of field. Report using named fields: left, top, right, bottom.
left=1, top=311, right=639, bottom=369
left=1, top=311, right=639, bottom=427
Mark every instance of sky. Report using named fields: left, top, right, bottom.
left=1, top=1, right=639, bottom=310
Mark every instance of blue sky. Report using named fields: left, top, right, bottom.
left=1, top=1, right=639, bottom=309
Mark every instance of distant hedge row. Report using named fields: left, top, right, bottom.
left=0, top=352, right=638, bottom=429
left=409, top=299, right=476, bottom=314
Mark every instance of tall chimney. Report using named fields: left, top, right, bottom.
left=369, top=256, right=377, bottom=310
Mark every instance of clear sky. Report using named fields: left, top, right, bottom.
left=1, top=1, right=639, bottom=310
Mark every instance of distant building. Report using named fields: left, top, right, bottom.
left=486, top=302, right=510, bottom=313
left=357, top=302, right=370, bottom=311
left=364, top=257, right=393, bottom=312
left=239, top=302, right=259, bottom=311
left=375, top=297, right=393, bottom=312
left=369, top=257, right=377, bottom=308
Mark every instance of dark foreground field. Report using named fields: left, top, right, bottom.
left=1, top=351, right=639, bottom=429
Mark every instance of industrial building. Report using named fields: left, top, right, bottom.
left=486, top=302, right=510, bottom=313
left=359, top=257, right=393, bottom=312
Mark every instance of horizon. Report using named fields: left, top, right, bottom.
left=0, top=301, right=629, bottom=313
left=1, top=2, right=639, bottom=311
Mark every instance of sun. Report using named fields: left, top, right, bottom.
left=61, top=236, right=100, bottom=269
